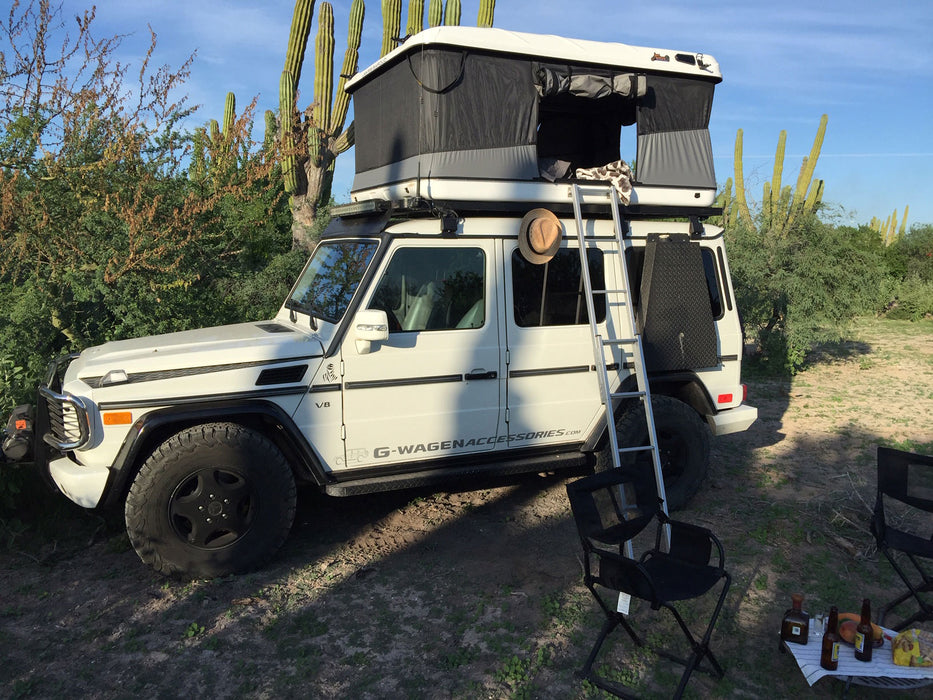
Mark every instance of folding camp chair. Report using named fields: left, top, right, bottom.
left=565, top=469, right=731, bottom=699
left=871, top=446, right=933, bottom=630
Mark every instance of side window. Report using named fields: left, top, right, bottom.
left=624, top=246, right=724, bottom=320
left=369, top=247, right=485, bottom=332
left=701, top=249, right=724, bottom=319
left=512, top=248, right=606, bottom=327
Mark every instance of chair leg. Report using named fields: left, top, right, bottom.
left=879, top=550, right=933, bottom=630
left=662, top=573, right=731, bottom=699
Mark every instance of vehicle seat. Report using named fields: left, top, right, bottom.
left=401, top=282, right=436, bottom=331
left=455, top=299, right=484, bottom=329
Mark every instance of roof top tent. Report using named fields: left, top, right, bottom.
left=346, top=27, right=722, bottom=211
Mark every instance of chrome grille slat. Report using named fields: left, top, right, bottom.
left=39, top=387, right=92, bottom=451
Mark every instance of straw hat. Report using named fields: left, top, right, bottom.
left=518, top=208, right=562, bottom=264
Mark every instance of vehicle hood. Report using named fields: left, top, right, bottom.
left=67, top=321, right=324, bottom=392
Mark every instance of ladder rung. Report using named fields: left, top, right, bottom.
left=611, top=390, right=646, bottom=400
left=617, top=445, right=657, bottom=455
left=601, top=337, right=639, bottom=346
left=592, top=289, right=630, bottom=296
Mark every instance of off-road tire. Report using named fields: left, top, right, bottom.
left=125, top=422, right=296, bottom=578
left=604, top=395, right=711, bottom=511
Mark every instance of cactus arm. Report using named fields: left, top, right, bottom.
left=263, top=110, right=277, bottom=156
left=732, top=129, right=754, bottom=229
left=222, top=92, right=235, bottom=141
left=407, top=0, right=424, bottom=35
left=333, top=121, right=355, bottom=154
left=769, top=130, right=785, bottom=225
left=191, top=127, right=207, bottom=182
left=428, top=0, right=443, bottom=27
left=279, top=70, right=299, bottom=194
left=803, top=178, right=823, bottom=218
left=477, top=0, right=495, bottom=27
left=310, top=1, right=335, bottom=167
left=332, top=0, right=364, bottom=138
left=382, top=0, right=402, bottom=57
left=285, top=0, right=315, bottom=86
left=789, top=114, right=827, bottom=218
left=445, top=0, right=461, bottom=25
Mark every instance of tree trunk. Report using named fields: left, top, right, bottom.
left=290, top=155, right=333, bottom=252
left=290, top=192, right=318, bottom=252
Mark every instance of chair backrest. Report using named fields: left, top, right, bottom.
left=877, top=446, right=933, bottom=512
left=566, top=469, right=655, bottom=546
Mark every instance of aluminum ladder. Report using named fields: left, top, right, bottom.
left=570, top=183, right=670, bottom=549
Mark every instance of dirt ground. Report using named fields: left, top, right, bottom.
left=2, top=317, right=932, bottom=699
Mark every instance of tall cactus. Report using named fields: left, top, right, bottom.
left=730, top=114, right=828, bottom=237
left=278, top=0, right=496, bottom=249
left=279, top=0, right=364, bottom=250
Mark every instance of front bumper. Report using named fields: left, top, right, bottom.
left=48, top=456, right=109, bottom=507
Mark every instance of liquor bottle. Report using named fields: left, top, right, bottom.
left=820, top=606, right=841, bottom=671
left=854, top=598, right=873, bottom=662
left=780, top=593, right=810, bottom=645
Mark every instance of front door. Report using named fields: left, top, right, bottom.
left=341, top=240, right=502, bottom=469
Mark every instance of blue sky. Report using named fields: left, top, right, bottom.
left=63, top=1, right=933, bottom=227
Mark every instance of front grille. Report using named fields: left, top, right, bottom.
left=39, top=387, right=91, bottom=451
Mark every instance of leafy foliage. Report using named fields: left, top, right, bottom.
left=0, top=1, right=294, bottom=416
left=726, top=215, right=887, bottom=373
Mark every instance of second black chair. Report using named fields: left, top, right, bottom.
left=565, top=468, right=731, bottom=699
left=871, top=445, right=933, bottom=630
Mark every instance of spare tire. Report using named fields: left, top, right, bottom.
left=605, top=395, right=710, bottom=511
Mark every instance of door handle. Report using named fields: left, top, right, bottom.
left=465, top=370, right=497, bottom=380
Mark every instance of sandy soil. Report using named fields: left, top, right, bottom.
left=1, top=318, right=931, bottom=698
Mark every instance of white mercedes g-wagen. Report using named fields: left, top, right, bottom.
left=2, top=28, right=756, bottom=576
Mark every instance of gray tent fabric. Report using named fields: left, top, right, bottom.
left=350, top=42, right=717, bottom=193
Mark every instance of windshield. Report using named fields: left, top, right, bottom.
left=287, top=239, right=379, bottom=323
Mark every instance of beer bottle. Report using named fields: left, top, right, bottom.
left=780, top=593, right=810, bottom=645
left=854, top=598, right=873, bottom=662
left=820, top=606, right=841, bottom=671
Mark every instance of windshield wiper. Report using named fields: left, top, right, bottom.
left=285, top=300, right=319, bottom=331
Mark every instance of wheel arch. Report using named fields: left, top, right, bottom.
left=584, top=372, right=713, bottom=454
left=99, top=401, right=329, bottom=510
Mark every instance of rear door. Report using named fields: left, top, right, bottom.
left=503, top=242, right=609, bottom=447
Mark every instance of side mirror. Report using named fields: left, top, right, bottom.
left=354, top=309, right=389, bottom=354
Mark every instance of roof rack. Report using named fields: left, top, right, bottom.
left=332, top=196, right=722, bottom=223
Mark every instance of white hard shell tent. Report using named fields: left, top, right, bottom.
left=346, top=27, right=722, bottom=207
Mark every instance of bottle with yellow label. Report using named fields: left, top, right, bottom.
left=854, top=598, right=873, bottom=662
left=821, top=606, right=841, bottom=671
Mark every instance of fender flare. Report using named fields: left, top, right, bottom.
left=99, top=400, right=330, bottom=510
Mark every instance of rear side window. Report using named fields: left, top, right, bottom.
left=512, top=249, right=606, bottom=327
